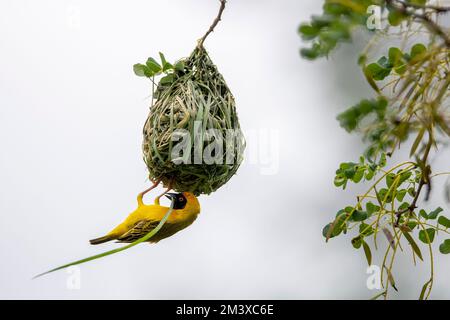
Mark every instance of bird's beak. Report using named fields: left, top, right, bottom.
left=164, top=193, right=178, bottom=201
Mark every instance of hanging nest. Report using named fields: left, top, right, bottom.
left=142, top=46, right=245, bottom=195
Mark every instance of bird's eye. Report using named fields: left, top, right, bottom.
left=179, top=197, right=184, bottom=202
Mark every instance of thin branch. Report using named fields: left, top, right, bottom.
left=412, top=12, right=450, bottom=47
left=198, top=0, right=227, bottom=48
left=395, top=130, right=433, bottom=226
left=387, top=0, right=450, bottom=47
left=395, top=0, right=450, bottom=13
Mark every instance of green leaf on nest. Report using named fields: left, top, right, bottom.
left=146, top=57, right=162, bottom=73
left=133, top=63, right=149, bottom=77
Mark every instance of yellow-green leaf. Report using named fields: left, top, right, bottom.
left=362, top=240, right=372, bottom=266
left=401, top=229, right=423, bottom=261
left=410, top=128, right=425, bottom=157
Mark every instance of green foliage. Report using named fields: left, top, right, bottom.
left=297, top=1, right=431, bottom=59
left=323, top=155, right=447, bottom=298
left=134, top=52, right=193, bottom=101
left=401, top=230, right=423, bottom=260
left=364, top=45, right=427, bottom=81
left=420, top=207, right=443, bottom=220
left=334, top=153, right=386, bottom=189
left=439, top=240, right=450, bottom=254
left=419, top=228, right=436, bottom=244
left=133, top=52, right=186, bottom=88
left=337, top=97, right=387, bottom=132
left=301, top=0, right=450, bottom=300
left=438, top=216, right=450, bottom=228
left=298, top=1, right=383, bottom=59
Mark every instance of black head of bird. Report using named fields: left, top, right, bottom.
left=165, top=192, right=188, bottom=209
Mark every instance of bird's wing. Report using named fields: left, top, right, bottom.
left=117, top=220, right=159, bottom=243
left=116, top=219, right=190, bottom=243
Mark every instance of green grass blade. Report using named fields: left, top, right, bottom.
left=33, top=200, right=175, bottom=279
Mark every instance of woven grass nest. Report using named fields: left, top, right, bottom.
left=142, top=46, right=245, bottom=195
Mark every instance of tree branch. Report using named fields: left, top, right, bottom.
left=198, top=0, right=227, bottom=48
left=395, top=131, right=433, bottom=227
left=387, top=0, right=450, bottom=47
left=395, top=0, right=450, bottom=13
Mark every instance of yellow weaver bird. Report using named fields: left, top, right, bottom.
left=90, top=192, right=200, bottom=245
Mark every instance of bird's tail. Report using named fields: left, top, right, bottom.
left=89, top=235, right=115, bottom=245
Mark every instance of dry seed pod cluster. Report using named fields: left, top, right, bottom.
left=143, top=47, right=245, bottom=195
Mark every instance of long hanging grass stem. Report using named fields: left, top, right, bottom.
left=33, top=199, right=175, bottom=279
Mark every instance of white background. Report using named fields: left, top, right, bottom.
left=0, top=0, right=449, bottom=299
